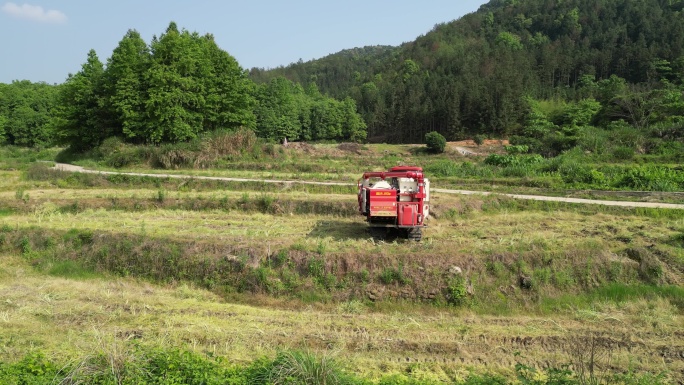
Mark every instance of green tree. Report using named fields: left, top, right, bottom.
left=254, top=77, right=301, bottom=141
left=611, top=87, right=662, bottom=129
left=495, top=32, right=523, bottom=50
left=250, top=0, right=684, bottom=144
left=199, top=34, right=256, bottom=133
left=55, top=49, right=109, bottom=150
left=254, top=77, right=366, bottom=142
left=103, top=29, right=150, bottom=142
left=144, top=23, right=206, bottom=143
left=339, top=97, right=367, bottom=142
left=425, top=131, right=446, bottom=153
left=295, top=83, right=316, bottom=141
left=0, top=81, right=59, bottom=147
left=562, top=98, right=601, bottom=127
left=141, top=23, right=255, bottom=144
left=310, top=98, right=343, bottom=140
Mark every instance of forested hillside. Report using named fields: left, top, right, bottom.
left=254, top=0, right=684, bottom=144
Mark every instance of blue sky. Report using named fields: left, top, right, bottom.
left=0, top=1, right=489, bottom=84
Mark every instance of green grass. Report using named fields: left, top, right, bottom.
left=538, top=284, right=684, bottom=315
left=0, top=146, right=60, bottom=170
left=46, top=260, right=101, bottom=280
left=590, top=283, right=684, bottom=309
left=0, top=333, right=674, bottom=384
left=4, top=346, right=668, bottom=385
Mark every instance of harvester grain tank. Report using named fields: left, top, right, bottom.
left=357, top=166, right=430, bottom=241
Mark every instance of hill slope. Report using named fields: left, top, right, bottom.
left=252, top=0, right=684, bottom=143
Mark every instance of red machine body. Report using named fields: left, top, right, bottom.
left=358, top=166, right=430, bottom=241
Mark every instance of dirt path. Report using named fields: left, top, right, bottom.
left=453, top=146, right=480, bottom=156
left=52, top=163, right=684, bottom=210
left=52, top=163, right=350, bottom=186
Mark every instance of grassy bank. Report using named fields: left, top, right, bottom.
left=0, top=254, right=678, bottom=384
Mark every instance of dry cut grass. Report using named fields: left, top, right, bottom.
left=0, top=254, right=681, bottom=381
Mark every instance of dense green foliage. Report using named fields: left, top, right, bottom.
left=252, top=0, right=684, bottom=146
left=54, top=24, right=257, bottom=150
left=254, top=78, right=366, bottom=142
left=0, top=23, right=366, bottom=151
left=0, top=81, right=59, bottom=147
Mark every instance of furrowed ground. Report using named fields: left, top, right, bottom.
left=0, top=143, right=683, bottom=383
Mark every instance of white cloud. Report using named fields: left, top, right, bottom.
left=1, top=2, right=67, bottom=24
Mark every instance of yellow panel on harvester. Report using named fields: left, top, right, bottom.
left=369, top=189, right=397, bottom=217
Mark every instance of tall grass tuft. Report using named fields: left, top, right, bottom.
left=253, top=350, right=349, bottom=385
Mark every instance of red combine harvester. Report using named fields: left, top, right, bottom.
left=358, top=166, right=430, bottom=241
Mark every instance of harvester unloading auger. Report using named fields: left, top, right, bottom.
left=358, top=166, right=430, bottom=241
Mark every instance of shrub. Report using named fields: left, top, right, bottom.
left=484, top=154, right=544, bottom=168
left=97, top=136, right=125, bottom=157
left=646, top=138, right=684, bottom=158
left=153, top=143, right=197, bottom=169
left=337, top=300, right=366, bottom=314
left=611, top=146, right=635, bottom=160
left=307, top=258, right=326, bottom=279
left=509, top=135, right=544, bottom=154
left=558, top=162, right=605, bottom=185
left=379, top=266, right=409, bottom=285
left=0, top=352, right=60, bottom=384
left=504, top=144, right=529, bottom=154
left=578, top=128, right=610, bottom=155
left=425, top=131, right=446, bottom=153
left=446, top=275, right=468, bottom=306
left=616, top=165, right=684, bottom=191
left=156, top=189, right=166, bottom=203
left=60, top=345, right=247, bottom=385
left=424, top=160, right=458, bottom=177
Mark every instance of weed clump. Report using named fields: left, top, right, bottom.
left=446, top=274, right=468, bottom=306
left=251, top=350, right=349, bottom=385
left=378, top=265, right=409, bottom=285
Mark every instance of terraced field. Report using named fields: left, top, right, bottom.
left=1, top=162, right=683, bottom=383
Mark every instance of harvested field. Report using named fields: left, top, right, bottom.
left=0, top=164, right=682, bottom=383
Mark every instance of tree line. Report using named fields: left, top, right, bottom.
left=0, top=22, right=366, bottom=150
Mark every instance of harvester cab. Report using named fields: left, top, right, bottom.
left=358, top=166, right=430, bottom=241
